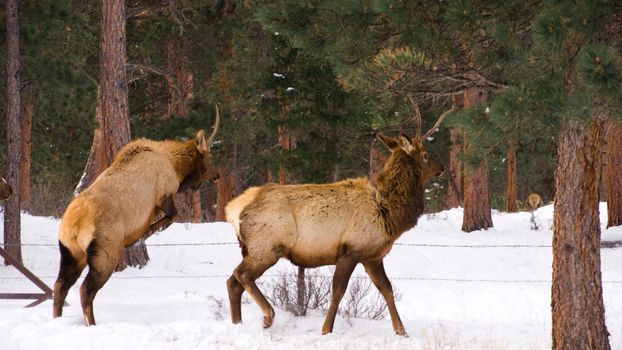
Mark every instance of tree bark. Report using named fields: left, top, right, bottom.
left=605, top=121, right=622, bottom=227
left=216, top=166, right=234, bottom=221
left=446, top=94, right=464, bottom=208
left=20, top=101, right=33, bottom=212
left=506, top=142, right=518, bottom=213
left=552, top=117, right=610, bottom=350
left=461, top=89, right=493, bottom=232
left=4, top=0, right=22, bottom=265
left=369, top=137, right=388, bottom=185
left=99, top=0, right=148, bottom=270
left=445, top=128, right=463, bottom=208
left=166, top=34, right=192, bottom=118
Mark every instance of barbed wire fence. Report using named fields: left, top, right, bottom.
left=2, top=240, right=622, bottom=285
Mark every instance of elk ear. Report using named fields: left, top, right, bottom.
left=398, top=133, right=416, bottom=154
left=377, top=133, right=399, bottom=150
left=195, top=130, right=209, bottom=154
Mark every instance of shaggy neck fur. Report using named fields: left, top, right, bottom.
left=374, top=150, right=425, bottom=239
left=166, top=140, right=201, bottom=182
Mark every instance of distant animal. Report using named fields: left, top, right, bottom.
left=53, top=110, right=220, bottom=326
left=527, top=193, right=542, bottom=211
left=225, top=111, right=450, bottom=336
left=0, top=176, right=12, bottom=200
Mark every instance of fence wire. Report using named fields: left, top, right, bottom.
left=3, top=240, right=622, bottom=284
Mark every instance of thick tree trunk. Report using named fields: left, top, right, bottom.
left=506, top=142, right=518, bottom=213
left=445, top=128, right=463, bottom=208
left=20, top=101, right=33, bottom=212
left=552, top=117, right=610, bottom=350
left=174, top=191, right=194, bottom=222
left=100, top=0, right=148, bottom=270
left=461, top=89, right=493, bottom=232
left=605, top=121, right=622, bottom=227
left=4, top=0, right=22, bottom=265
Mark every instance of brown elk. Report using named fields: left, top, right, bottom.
left=527, top=193, right=542, bottom=210
left=224, top=110, right=451, bottom=336
left=0, top=176, right=12, bottom=200
left=53, top=110, right=220, bottom=326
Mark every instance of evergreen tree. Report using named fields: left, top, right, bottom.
left=529, top=1, right=622, bottom=348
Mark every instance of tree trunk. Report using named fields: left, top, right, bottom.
left=605, top=121, right=622, bottom=227
left=461, top=89, right=493, bottom=232
left=192, top=191, right=202, bottom=223
left=216, top=166, right=234, bottom=221
left=100, top=0, right=148, bottom=270
left=20, top=100, right=33, bottom=212
left=174, top=190, right=194, bottom=222
left=166, top=34, right=192, bottom=118
left=4, top=0, right=22, bottom=265
left=446, top=94, right=464, bottom=208
left=506, top=142, right=518, bottom=213
left=551, top=117, right=610, bottom=350
left=445, top=128, right=463, bottom=208
left=369, top=137, right=388, bottom=185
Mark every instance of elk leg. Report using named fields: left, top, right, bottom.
left=363, top=259, right=407, bottom=336
left=143, top=195, right=178, bottom=240
left=321, top=254, right=358, bottom=334
left=80, top=240, right=118, bottom=326
left=232, top=256, right=279, bottom=328
left=53, top=241, right=86, bottom=318
left=226, top=274, right=244, bottom=323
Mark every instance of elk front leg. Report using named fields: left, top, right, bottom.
left=363, top=259, right=407, bottom=336
left=321, top=254, right=358, bottom=334
left=143, top=195, right=178, bottom=240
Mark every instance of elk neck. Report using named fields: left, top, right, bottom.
left=373, top=150, right=425, bottom=239
left=168, top=141, right=201, bottom=182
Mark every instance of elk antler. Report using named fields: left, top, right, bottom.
left=207, top=104, right=221, bottom=145
left=408, top=97, right=423, bottom=140
left=420, top=107, right=456, bottom=141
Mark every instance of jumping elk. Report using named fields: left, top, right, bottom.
left=53, top=109, right=220, bottom=326
left=225, top=109, right=452, bottom=336
left=0, top=176, right=12, bottom=200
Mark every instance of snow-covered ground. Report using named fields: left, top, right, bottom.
left=1, top=204, right=621, bottom=350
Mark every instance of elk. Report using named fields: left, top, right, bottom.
left=0, top=176, right=12, bottom=200
left=527, top=193, right=542, bottom=210
left=53, top=110, right=220, bottom=326
left=225, top=109, right=451, bottom=336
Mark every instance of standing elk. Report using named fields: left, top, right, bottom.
left=53, top=109, right=220, bottom=326
left=225, top=110, right=452, bottom=336
left=0, top=176, right=12, bottom=200
left=527, top=193, right=542, bottom=211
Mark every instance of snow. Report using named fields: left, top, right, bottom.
left=1, top=204, right=622, bottom=349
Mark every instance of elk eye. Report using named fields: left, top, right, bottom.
left=422, top=152, right=429, bottom=161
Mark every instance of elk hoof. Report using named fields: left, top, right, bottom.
left=262, top=308, right=275, bottom=328
left=395, top=328, right=408, bottom=337
left=321, top=326, right=332, bottom=335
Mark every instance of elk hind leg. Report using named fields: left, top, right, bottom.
left=53, top=241, right=86, bottom=318
left=226, top=274, right=244, bottom=324
left=321, top=250, right=358, bottom=335
left=80, top=239, right=118, bottom=326
left=232, top=254, right=279, bottom=328
left=363, top=259, right=407, bottom=336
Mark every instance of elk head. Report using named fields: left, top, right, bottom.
left=180, top=106, right=221, bottom=191
left=376, top=106, right=455, bottom=184
left=0, top=177, right=12, bottom=200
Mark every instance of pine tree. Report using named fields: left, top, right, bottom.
left=3, top=0, right=23, bottom=265
left=530, top=2, right=622, bottom=348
